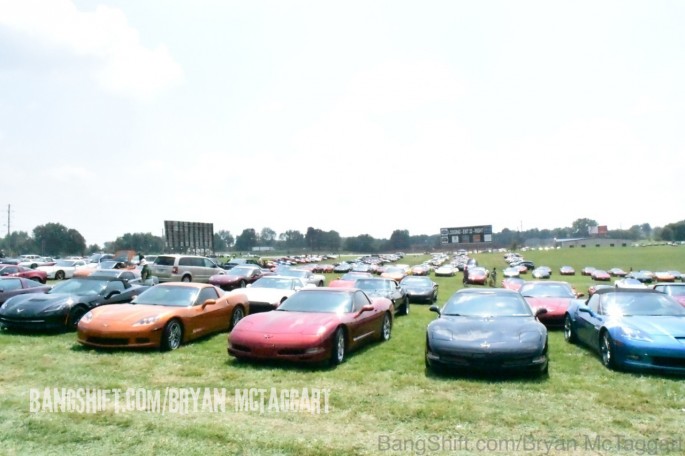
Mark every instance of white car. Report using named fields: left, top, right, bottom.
left=37, top=259, right=88, bottom=280
left=233, top=275, right=314, bottom=312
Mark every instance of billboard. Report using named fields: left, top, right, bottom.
left=164, top=220, right=214, bottom=254
left=440, top=225, right=492, bottom=245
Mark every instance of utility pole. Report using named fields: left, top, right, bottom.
left=7, top=204, right=10, bottom=236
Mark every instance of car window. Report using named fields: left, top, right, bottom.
left=156, top=256, right=175, bottom=266
left=587, top=294, right=600, bottom=313
left=107, top=281, right=126, bottom=293
left=353, top=290, right=370, bottom=312
left=179, top=257, right=192, bottom=266
left=195, top=287, right=219, bottom=305
left=0, top=279, right=22, bottom=291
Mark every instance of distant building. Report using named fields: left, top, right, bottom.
left=554, top=237, right=632, bottom=248
left=251, top=246, right=275, bottom=252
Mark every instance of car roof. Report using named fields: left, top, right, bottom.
left=593, top=287, right=658, bottom=295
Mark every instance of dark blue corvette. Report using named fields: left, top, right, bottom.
left=425, top=288, right=548, bottom=375
left=564, top=288, right=685, bottom=374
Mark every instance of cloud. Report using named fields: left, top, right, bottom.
left=0, top=0, right=184, bottom=100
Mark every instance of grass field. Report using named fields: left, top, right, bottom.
left=1, top=246, right=684, bottom=455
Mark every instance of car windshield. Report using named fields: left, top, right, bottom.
left=601, top=293, right=685, bottom=316
left=252, top=277, right=297, bottom=290
left=229, top=266, right=256, bottom=276
left=384, top=267, right=404, bottom=274
left=134, top=285, right=199, bottom=307
left=520, top=283, right=575, bottom=298
left=277, top=290, right=352, bottom=313
left=660, top=286, right=685, bottom=297
left=355, top=279, right=393, bottom=291
left=401, top=277, right=430, bottom=286
left=442, top=292, right=533, bottom=317
left=279, top=269, right=307, bottom=278
left=49, top=279, right=108, bottom=295
left=339, top=273, right=371, bottom=280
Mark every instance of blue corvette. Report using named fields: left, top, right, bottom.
left=564, top=288, right=685, bottom=374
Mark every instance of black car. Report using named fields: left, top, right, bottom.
left=425, top=288, right=548, bottom=375
left=399, top=276, right=438, bottom=304
left=0, top=276, right=149, bottom=331
left=354, top=277, right=410, bottom=316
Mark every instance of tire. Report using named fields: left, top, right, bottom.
left=330, top=327, right=346, bottom=366
left=600, top=330, right=617, bottom=370
left=181, top=275, right=191, bottom=283
left=239, top=280, right=246, bottom=288
left=380, top=313, right=392, bottom=341
left=563, top=314, right=577, bottom=343
left=230, top=306, right=245, bottom=330
left=67, top=306, right=88, bottom=330
left=161, top=320, right=183, bottom=351
left=55, top=270, right=65, bottom=280
left=399, top=297, right=409, bottom=316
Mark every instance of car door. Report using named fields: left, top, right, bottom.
left=349, top=291, right=382, bottom=348
left=575, top=294, right=604, bottom=346
left=187, top=286, right=224, bottom=337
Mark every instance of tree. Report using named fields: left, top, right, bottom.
left=111, top=233, right=165, bottom=254
left=389, top=230, right=411, bottom=250
left=234, top=228, right=257, bottom=252
left=33, top=223, right=86, bottom=256
left=279, top=230, right=305, bottom=250
left=571, top=218, right=598, bottom=236
left=2, top=231, right=35, bottom=256
left=214, top=230, right=234, bottom=251
left=344, top=234, right=376, bottom=253
left=260, top=227, right=277, bottom=246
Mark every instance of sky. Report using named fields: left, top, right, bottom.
left=1, top=1, right=683, bottom=247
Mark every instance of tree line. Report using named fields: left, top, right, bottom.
left=1, top=219, right=682, bottom=258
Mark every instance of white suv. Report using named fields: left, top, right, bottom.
left=152, top=255, right=225, bottom=283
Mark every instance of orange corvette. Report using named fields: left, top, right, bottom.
left=77, top=282, right=249, bottom=351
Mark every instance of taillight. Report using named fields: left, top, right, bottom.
left=172, top=266, right=178, bottom=273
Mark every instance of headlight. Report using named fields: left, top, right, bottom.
left=432, top=327, right=453, bottom=341
left=81, top=311, right=93, bottom=323
left=133, top=315, right=162, bottom=326
left=619, top=327, right=653, bottom=342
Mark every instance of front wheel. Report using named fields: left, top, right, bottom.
left=67, top=306, right=88, bottom=330
left=230, top=306, right=245, bottom=330
left=600, top=331, right=617, bottom=370
left=161, top=320, right=183, bottom=351
left=399, top=297, right=409, bottom=316
left=381, top=313, right=392, bottom=341
left=330, top=327, right=346, bottom=366
left=563, top=315, right=577, bottom=343
left=55, top=270, right=65, bottom=280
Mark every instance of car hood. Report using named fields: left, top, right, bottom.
left=428, top=316, right=545, bottom=347
left=241, top=288, right=293, bottom=302
left=524, top=297, right=573, bottom=313
left=235, top=310, right=340, bottom=335
left=86, top=304, right=178, bottom=324
left=0, top=293, right=76, bottom=314
left=210, top=275, right=242, bottom=283
left=613, top=315, right=685, bottom=338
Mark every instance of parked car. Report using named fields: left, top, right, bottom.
left=0, top=276, right=149, bottom=331
left=399, top=276, right=439, bottom=304
left=466, top=267, right=489, bottom=285
left=564, top=288, right=685, bottom=374
left=652, top=282, right=685, bottom=307
left=77, top=283, right=249, bottom=351
left=276, top=267, right=325, bottom=287
left=590, top=269, right=611, bottom=281
left=531, top=266, right=552, bottom=280
left=559, top=266, right=575, bottom=276
left=228, top=287, right=393, bottom=365
left=152, top=255, right=225, bottom=283
left=608, top=267, right=628, bottom=277
left=328, top=272, right=373, bottom=288
left=208, top=265, right=270, bottom=291
left=434, top=265, right=457, bottom=277
left=236, top=275, right=313, bottom=313
left=425, top=288, right=548, bottom=375
left=0, top=277, right=51, bottom=304
left=353, top=277, right=409, bottom=316
left=0, top=265, right=48, bottom=284
left=519, top=281, right=582, bottom=328
left=37, top=259, right=88, bottom=280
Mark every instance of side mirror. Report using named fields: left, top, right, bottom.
left=429, top=305, right=441, bottom=315
left=535, top=308, right=548, bottom=317
left=356, top=304, right=374, bottom=316
left=578, top=307, right=591, bottom=314
left=576, top=292, right=585, bottom=298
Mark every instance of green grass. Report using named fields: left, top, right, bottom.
left=1, top=246, right=685, bottom=455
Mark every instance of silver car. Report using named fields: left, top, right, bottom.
left=152, top=255, right=225, bottom=283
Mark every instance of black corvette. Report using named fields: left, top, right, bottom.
left=425, top=288, right=548, bottom=375
left=0, top=276, right=149, bottom=331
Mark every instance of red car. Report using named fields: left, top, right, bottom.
left=501, top=277, right=525, bottom=292
left=559, top=266, right=575, bottom=276
left=0, top=277, right=51, bottom=304
left=328, top=272, right=373, bottom=288
left=0, top=264, right=48, bottom=284
left=228, top=287, right=393, bottom=365
left=467, top=267, right=489, bottom=285
left=590, top=269, right=611, bottom=281
left=519, top=281, right=582, bottom=328
left=209, top=265, right=271, bottom=291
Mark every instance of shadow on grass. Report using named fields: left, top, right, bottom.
left=424, top=365, right=550, bottom=384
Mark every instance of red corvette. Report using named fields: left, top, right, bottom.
left=467, top=267, right=489, bottom=285
left=0, top=264, right=48, bottom=284
left=228, top=287, right=393, bottom=365
left=501, top=277, right=525, bottom=292
left=519, top=281, right=582, bottom=328
left=590, top=269, right=611, bottom=281
left=328, top=272, right=373, bottom=288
